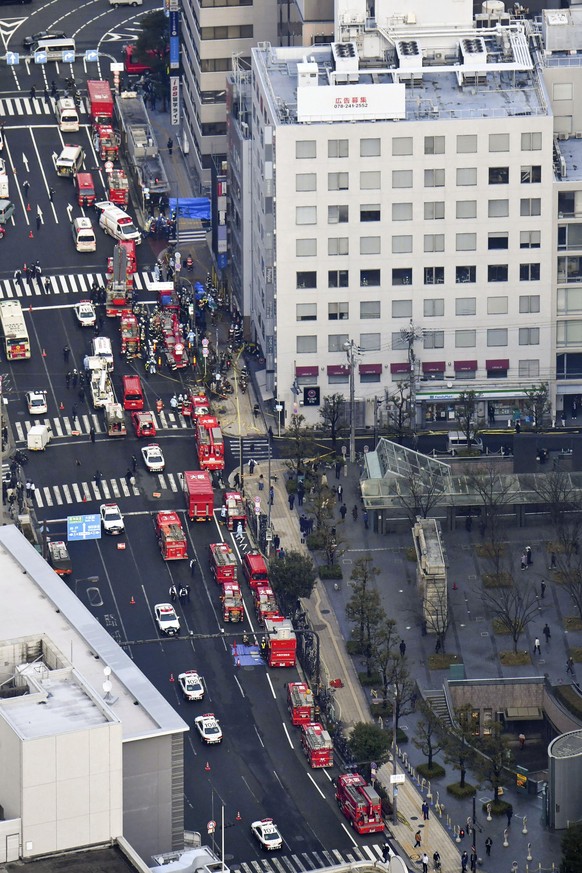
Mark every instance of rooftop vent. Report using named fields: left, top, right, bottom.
left=331, top=42, right=359, bottom=74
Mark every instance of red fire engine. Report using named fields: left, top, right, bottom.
left=96, top=124, right=120, bottom=161
left=264, top=616, right=297, bottom=668
left=335, top=773, right=385, bottom=835
left=301, top=723, right=333, bottom=769
left=87, top=80, right=114, bottom=126
left=158, top=283, right=181, bottom=311
left=106, top=242, right=135, bottom=317
left=209, top=542, right=237, bottom=584
left=254, top=583, right=278, bottom=625
left=195, top=415, right=224, bottom=471
left=220, top=581, right=244, bottom=623
left=120, top=310, right=140, bottom=358
left=107, top=169, right=129, bottom=207
left=182, top=390, right=209, bottom=422
left=223, top=491, right=245, bottom=531
left=183, top=470, right=214, bottom=521
left=160, top=310, right=189, bottom=370
left=287, top=682, right=315, bottom=726
left=155, top=511, right=188, bottom=560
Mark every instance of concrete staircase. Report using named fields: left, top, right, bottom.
left=425, top=687, right=454, bottom=728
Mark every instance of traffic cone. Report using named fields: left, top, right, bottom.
left=130, top=595, right=136, bottom=605
left=59, top=402, right=64, bottom=411
left=204, top=762, right=211, bottom=772
left=29, top=304, right=32, bottom=313
left=452, top=581, right=458, bottom=591
left=26, top=203, right=31, bottom=212
left=28, top=230, right=33, bottom=239
left=235, top=811, right=241, bottom=821
left=170, top=673, right=174, bottom=683
left=42, top=349, right=46, bottom=357
left=82, top=494, right=87, bottom=503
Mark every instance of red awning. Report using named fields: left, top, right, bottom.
left=359, top=363, right=382, bottom=375
left=295, top=366, right=319, bottom=377
left=391, top=362, right=411, bottom=374
left=454, top=360, right=478, bottom=372
left=486, top=359, right=509, bottom=371
left=327, top=364, right=347, bottom=376
left=422, top=361, right=446, bottom=373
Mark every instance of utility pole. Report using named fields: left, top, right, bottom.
left=400, top=320, right=424, bottom=435
left=344, top=339, right=362, bottom=464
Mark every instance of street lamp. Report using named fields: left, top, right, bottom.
left=343, top=340, right=362, bottom=464
left=275, top=402, right=283, bottom=437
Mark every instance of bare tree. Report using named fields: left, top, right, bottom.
left=346, top=558, right=384, bottom=676
left=386, top=382, right=412, bottom=443
left=481, top=573, right=539, bottom=653
left=456, top=390, right=479, bottom=448
left=391, top=657, right=416, bottom=732
left=286, top=413, right=315, bottom=479
left=441, top=705, right=477, bottom=789
left=413, top=699, right=444, bottom=770
left=523, top=382, right=551, bottom=431
left=397, top=470, right=447, bottom=524
left=467, top=463, right=517, bottom=580
left=473, top=723, right=512, bottom=803
left=319, top=394, right=346, bottom=448
left=369, top=616, right=400, bottom=702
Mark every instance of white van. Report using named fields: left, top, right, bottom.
left=57, top=97, right=79, bottom=132
left=91, top=336, right=114, bottom=370
left=109, top=0, right=143, bottom=6
left=447, top=431, right=484, bottom=455
left=0, top=160, right=8, bottom=199
left=72, top=217, right=96, bottom=252
left=99, top=206, right=142, bottom=245
left=56, top=145, right=84, bottom=177
left=31, top=37, right=76, bottom=59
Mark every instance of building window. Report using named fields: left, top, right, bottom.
left=328, top=173, right=349, bottom=191
left=360, top=236, right=381, bottom=255
left=328, top=302, right=349, bottom=320
left=201, top=23, right=253, bottom=37
left=456, top=200, right=477, bottom=219
left=296, top=206, right=317, bottom=225
left=457, top=134, right=478, bottom=153
left=557, top=321, right=582, bottom=346
left=296, top=303, right=317, bottom=321
left=296, top=140, right=316, bottom=159
left=392, top=137, right=413, bottom=156
left=424, top=169, right=445, bottom=187
left=424, top=298, right=444, bottom=317
left=456, top=234, right=476, bottom=251
left=392, top=300, right=412, bottom=318
left=361, top=171, right=381, bottom=190
left=489, top=167, right=509, bottom=184
left=488, top=232, right=509, bottom=250
left=519, top=294, right=540, bottom=313
left=392, top=268, right=412, bottom=285
left=360, top=138, right=381, bottom=157
left=520, top=230, right=541, bottom=249
left=456, top=266, right=476, bottom=283
left=488, top=264, right=509, bottom=282
left=296, top=174, right=316, bottom=192
left=328, top=139, right=349, bottom=158
left=297, top=271, right=317, bottom=289
left=392, top=331, right=408, bottom=350
left=457, top=168, right=477, bottom=186
left=489, top=133, right=510, bottom=152
left=488, top=199, right=509, bottom=218
left=522, top=132, right=542, bottom=151
left=424, top=331, right=444, bottom=349
left=424, top=202, right=445, bottom=220
left=392, top=236, right=413, bottom=254
left=425, top=136, right=445, bottom=155
left=361, top=204, right=381, bottom=222
left=456, top=368, right=476, bottom=381
left=360, top=332, right=381, bottom=351
left=392, top=170, right=413, bottom=188
left=521, top=165, right=541, bottom=183
left=360, top=301, right=381, bottom=319
left=424, top=234, right=445, bottom=253
left=392, top=202, right=413, bottom=221
left=558, top=224, right=582, bottom=249
left=520, top=263, right=541, bottom=281
left=328, top=372, right=349, bottom=385
left=519, top=359, right=540, bottom=378
left=424, top=267, right=444, bottom=285
left=328, top=237, right=349, bottom=256
left=487, top=328, right=508, bottom=346
left=455, top=330, right=476, bottom=347
left=558, top=256, right=582, bottom=282
left=297, top=335, right=317, bottom=353
left=487, top=296, right=508, bottom=315
left=360, top=269, right=380, bottom=286
left=456, top=297, right=476, bottom=316
left=521, top=198, right=542, bottom=217
left=328, top=205, right=349, bottom=224
left=296, top=239, right=317, bottom=257
left=519, top=327, right=540, bottom=345
left=328, top=334, right=349, bottom=352
left=327, top=269, right=349, bottom=289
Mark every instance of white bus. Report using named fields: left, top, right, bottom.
left=31, top=37, right=76, bottom=59
left=0, top=301, right=31, bottom=360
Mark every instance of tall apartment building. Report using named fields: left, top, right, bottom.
left=227, top=0, right=560, bottom=427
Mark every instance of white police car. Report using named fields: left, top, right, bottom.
left=25, top=390, right=47, bottom=416
left=154, top=603, right=180, bottom=636
left=74, top=300, right=97, bottom=327
left=100, top=502, right=125, bottom=535
left=194, top=713, right=223, bottom=744
left=141, top=443, right=165, bottom=472
left=250, top=819, right=283, bottom=851
left=178, top=671, right=205, bottom=701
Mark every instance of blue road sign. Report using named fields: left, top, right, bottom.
left=6, top=52, right=19, bottom=65
left=67, top=514, right=101, bottom=542
left=34, top=51, right=47, bottom=64
left=85, top=49, right=99, bottom=62
left=62, top=50, right=75, bottom=63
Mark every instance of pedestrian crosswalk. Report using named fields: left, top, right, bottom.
left=14, top=409, right=191, bottom=443
left=33, top=470, right=184, bottom=509
left=0, top=96, right=87, bottom=118
left=231, top=436, right=271, bottom=465
left=0, top=271, right=158, bottom=301
left=235, top=843, right=390, bottom=873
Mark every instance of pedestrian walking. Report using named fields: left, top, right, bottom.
left=72, top=369, right=78, bottom=388
left=233, top=472, right=241, bottom=489
left=519, top=733, right=526, bottom=749
left=248, top=458, right=256, bottom=475
left=169, top=584, right=178, bottom=602
left=89, top=426, right=96, bottom=444
left=71, top=403, right=78, bottom=421
left=185, top=583, right=191, bottom=601
left=297, top=487, right=304, bottom=506
left=382, top=843, right=391, bottom=863
left=340, top=503, right=347, bottom=520
left=299, top=514, right=307, bottom=534
left=399, top=639, right=406, bottom=657
left=335, top=461, right=342, bottom=479
left=65, top=371, right=72, bottom=389
left=421, top=800, right=429, bottom=820
left=321, top=472, right=328, bottom=488
left=13, top=268, right=21, bottom=284
left=461, top=851, right=468, bottom=873
left=288, top=493, right=295, bottom=510
left=131, top=455, right=137, bottom=473
left=44, top=277, right=51, bottom=294
left=422, top=853, right=428, bottom=873
left=94, top=469, right=102, bottom=484
left=25, top=480, right=32, bottom=499
left=125, top=469, right=134, bottom=487
left=526, top=545, right=532, bottom=565
left=78, top=386, right=85, bottom=403
left=414, top=831, right=421, bottom=848
left=549, top=552, right=557, bottom=570
left=258, top=474, right=265, bottom=491
left=29, top=86, right=35, bottom=100
left=521, top=552, right=527, bottom=570
left=22, top=180, right=30, bottom=198
left=543, top=623, right=551, bottom=643
left=179, top=586, right=188, bottom=603
left=273, top=533, right=280, bottom=551
left=470, top=849, right=477, bottom=873
left=50, top=81, right=57, bottom=98
left=220, top=504, right=227, bottom=524
left=363, top=509, right=369, bottom=529
left=269, top=485, right=274, bottom=506
left=540, top=579, right=546, bottom=598
left=268, top=426, right=273, bottom=441
left=167, top=137, right=174, bottom=155
left=567, top=656, right=575, bottom=674
left=352, top=504, right=358, bottom=521
left=189, top=558, right=197, bottom=577
left=506, top=807, right=513, bottom=827
left=485, top=837, right=492, bottom=857
left=49, top=187, right=54, bottom=202
left=337, top=483, right=343, bottom=502
left=534, top=637, right=541, bottom=655
left=36, top=214, right=41, bottom=231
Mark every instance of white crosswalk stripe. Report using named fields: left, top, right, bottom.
left=33, top=475, right=160, bottom=508
left=0, top=96, right=87, bottom=117
left=0, top=271, right=158, bottom=301
left=15, top=411, right=189, bottom=444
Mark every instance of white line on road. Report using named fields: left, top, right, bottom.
left=254, top=725, right=265, bottom=748
left=266, top=672, right=276, bottom=699
left=306, top=772, right=326, bottom=799
left=340, top=823, right=358, bottom=846
left=282, top=723, right=294, bottom=749
left=234, top=674, right=245, bottom=698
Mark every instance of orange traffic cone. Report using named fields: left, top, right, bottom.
left=29, top=304, right=32, bottom=313
left=204, top=762, right=211, bottom=772
left=59, top=401, right=64, bottom=411
left=170, top=673, right=174, bottom=683
left=235, top=811, right=241, bottom=821
left=82, top=494, right=87, bottom=503
left=42, top=349, right=46, bottom=357
left=28, top=230, right=33, bottom=239
left=130, top=595, right=136, bottom=605
left=452, top=581, right=458, bottom=591
left=26, top=203, right=31, bottom=212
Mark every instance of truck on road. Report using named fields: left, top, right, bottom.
left=335, top=773, right=384, bottom=835
left=155, top=511, right=188, bottom=561
left=183, top=470, right=214, bottom=521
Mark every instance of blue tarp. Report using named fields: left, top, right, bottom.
left=169, top=198, right=211, bottom=220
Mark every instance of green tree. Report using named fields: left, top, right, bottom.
left=347, top=722, right=392, bottom=766
left=345, top=558, right=383, bottom=675
left=456, top=390, right=479, bottom=448
left=561, top=822, right=582, bottom=873
left=319, top=394, right=346, bottom=447
left=524, top=382, right=551, bottom=431
left=413, top=699, right=444, bottom=770
left=286, top=413, right=315, bottom=480
left=135, top=11, right=170, bottom=109
left=268, top=550, right=317, bottom=613
left=473, top=723, right=511, bottom=803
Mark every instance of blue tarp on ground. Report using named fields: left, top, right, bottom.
left=169, top=198, right=211, bottom=220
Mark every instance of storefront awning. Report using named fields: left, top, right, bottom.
left=423, top=361, right=446, bottom=373
left=359, top=363, right=382, bottom=375
left=295, top=366, right=319, bottom=377
left=391, top=362, right=411, bottom=374
left=454, top=360, right=478, bottom=372
left=486, top=359, right=509, bottom=371
left=327, top=364, right=347, bottom=376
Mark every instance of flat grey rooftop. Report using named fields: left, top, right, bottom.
left=5, top=844, right=141, bottom=873
left=557, top=136, right=582, bottom=181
